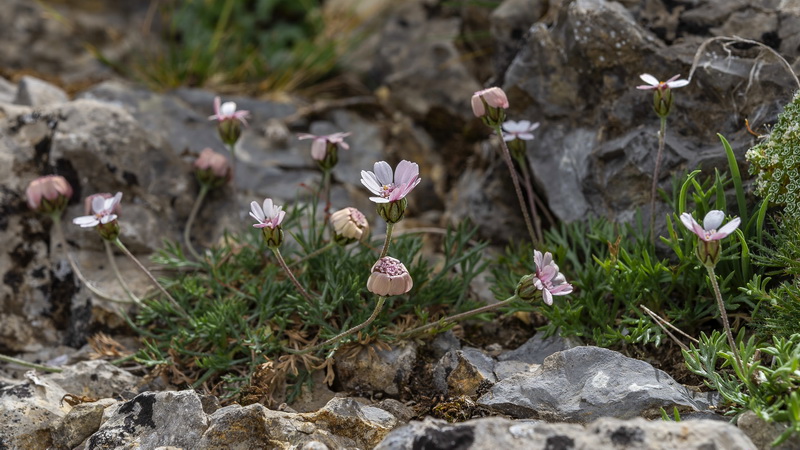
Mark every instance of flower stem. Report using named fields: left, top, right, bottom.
left=380, top=222, right=394, bottom=259
left=322, top=168, right=332, bottom=221
left=288, top=296, right=386, bottom=355
left=104, top=241, right=141, bottom=304
left=705, top=265, right=743, bottom=372
left=288, top=241, right=336, bottom=268
left=398, top=294, right=520, bottom=339
left=271, top=247, right=315, bottom=304
left=649, top=116, right=667, bottom=242
left=494, top=125, right=538, bottom=244
left=51, top=216, right=131, bottom=304
left=514, top=153, right=544, bottom=241
left=184, top=183, right=210, bottom=261
left=226, top=142, right=238, bottom=196
left=0, top=353, right=63, bottom=373
left=113, top=238, right=189, bottom=319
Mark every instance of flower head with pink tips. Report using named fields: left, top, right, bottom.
left=250, top=198, right=286, bottom=229
left=533, top=250, right=574, bottom=306
left=360, top=160, right=421, bottom=204
left=208, top=96, right=250, bottom=125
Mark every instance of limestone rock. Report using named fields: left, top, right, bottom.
left=334, top=342, right=417, bottom=396
left=375, top=416, right=757, bottom=450
left=498, top=333, right=579, bottom=365
left=433, top=348, right=496, bottom=396
left=0, top=371, right=69, bottom=450
left=47, top=360, right=140, bottom=399
left=14, top=76, right=69, bottom=107
left=737, top=410, right=800, bottom=450
left=478, top=346, right=715, bottom=422
left=51, top=398, right=116, bottom=450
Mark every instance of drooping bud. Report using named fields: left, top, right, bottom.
left=330, top=207, right=369, bottom=245
left=194, top=148, right=232, bottom=188
left=471, top=87, right=509, bottom=127
left=26, top=175, right=73, bottom=215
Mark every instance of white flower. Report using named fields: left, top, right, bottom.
left=360, top=160, right=421, bottom=204
left=73, top=192, right=122, bottom=228
left=250, top=198, right=286, bottom=229
left=502, top=120, right=540, bottom=142
left=636, top=74, right=689, bottom=91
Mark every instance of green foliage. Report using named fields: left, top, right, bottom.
left=122, top=0, right=352, bottom=90
left=491, top=135, right=764, bottom=349
left=134, top=204, right=487, bottom=402
left=684, top=332, right=800, bottom=446
left=746, top=90, right=800, bottom=220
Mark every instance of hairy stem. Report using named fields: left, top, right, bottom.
left=184, top=183, right=210, bottom=261
left=515, top=154, right=544, bottom=241
left=380, top=222, right=394, bottom=259
left=399, top=295, right=520, bottom=339
left=272, top=247, right=315, bottom=304
left=494, top=126, right=538, bottom=244
left=113, top=238, right=189, bottom=319
left=288, top=296, right=386, bottom=355
left=104, top=241, right=141, bottom=304
left=649, top=116, right=667, bottom=242
left=0, top=353, right=63, bottom=373
left=706, top=265, right=743, bottom=372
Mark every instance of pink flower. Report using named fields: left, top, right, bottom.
left=250, top=198, right=286, bottom=229
left=73, top=192, right=123, bottom=228
left=194, top=148, right=231, bottom=179
left=26, top=175, right=72, bottom=212
left=297, top=132, right=351, bottom=161
left=208, top=96, right=250, bottom=125
left=636, top=74, right=689, bottom=91
left=367, top=256, right=413, bottom=296
left=533, top=250, right=573, bottom=306
left=502, top=120, right=540, bottom=142
left=471, top=87, right=509, bottom=117
left=360, top=160, right=421, bottom=204
left=680, top=210, right=740, bottom=241
left=83, top=193, right=122, bottom=216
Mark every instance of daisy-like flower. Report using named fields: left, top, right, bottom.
left=516, top=250, right=573, bottom=305
left=360, top=160, right=421, bottom=204
left=73, top=192, right=122, bottom=228
left=367, top=256, right=413, bottom=297
left=636, top=74, right=689, bottom=91
left=26, top=175, right=72, bottom=214
left=208, top=96, right=250, bottom=124
left=680, top=210, right=740, bottom=267
left=297, top=132, right=351, bottom=162
left=501, top=120, right=540, bottom=142
left=209, top=96, right=250, bottom=146
left=250, top=198, right=286, bottom=229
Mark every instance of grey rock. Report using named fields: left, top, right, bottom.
left=493, top=360, right=535, bottom=381
left=375, top=416, right=757, bottom=450
left=737, top=410, right=800, bottom=450
left=433, top=347, right=496, bottom=396
left=0, top=76, right=16, bottom=103
left=51, top=398, right=116, bottom=450
left=490, top=0, right=548, bottom=77
left=499, top=332, right=579, bottom=365
left=14, top=76, right=69, bottom=107
left=429, top=330, right=462, bottom=360
left=87, top=391, right=208, bottom=450
left=47, top=360, right=140, bottom=399
left=0, top=371, right=68, bottom=450
left=314, top=397, right=400, bottom=448
left=478, top=346, right=713, bottom=422
left=334, top=342, right=417, bottom=396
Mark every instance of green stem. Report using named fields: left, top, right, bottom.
left=272, top=247, right=315, bottom=304
left=226, top=142, right=238, bottom=196
left=705, top=265, right=743, bottom=372
left=51, top=216, right=131, bottom=304
left=0, top=353, right=63, bottom=373
left=322, top=168, right=332, bottom=221
left=398, top=294, right=520, bottom=339
left=380, top=222, right=394, bottom=259
left=288, top=296, right=386, bottom=355
left=288, top=241, right=336, bottom=268
left=494, top=125, right=538, bottom=244
left=104, top=241, right=141, bottom=304
left=650, top=116, right=667, bottom=242
left=113, top=238, right=189, bottom=319
left=184, top=183, right=210, bottom=261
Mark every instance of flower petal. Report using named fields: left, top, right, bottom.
left=639, top=74, right=659, bottom=86
left=703, top=210, right=725, bottom=232
left=394, top=160, right=418, bottom=186
left=667, top=79, right=689, bottom=89
left=262, top=199, right=275, bottom=219
left=369, top=196, right=390, bottom=203
left=714, top=217, right=741, bottom=238
left=250, top=201, right=265, bottom=222
left=73, top=215, right=99, bottom=227
left=542, top=289, right=553, bottom=306
left=373, top=161, right=393, bottom=185
left=360, top=171, right=383, bottom=196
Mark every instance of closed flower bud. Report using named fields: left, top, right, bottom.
left=194, top=148, right=232, bottom=188
left=26, top=175, right=73, bottom=215
left=330, top=207, right=369, bottom=245
left=97, top=220, right=121, bottom=241
left=261, top=226, right=284, bottom=249
left=367, top=256, right=413, bottom=297
left=217, top=120, right=243, bottom=147
left=471, top=87, right=509, bottom=127
left=515, top=274, right=541, bottom=302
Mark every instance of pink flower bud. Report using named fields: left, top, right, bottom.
left=26, top=175, right=73, bottom=214
left=471, top=87, right=509, bottom=119
left=194, top=148, right=232, bottom=187
left=367, top=256, right=413, bottom=297
left=330, top=207, right=369, bottom=244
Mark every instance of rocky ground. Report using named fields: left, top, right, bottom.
left=3, top=0, right=800, bottom=448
